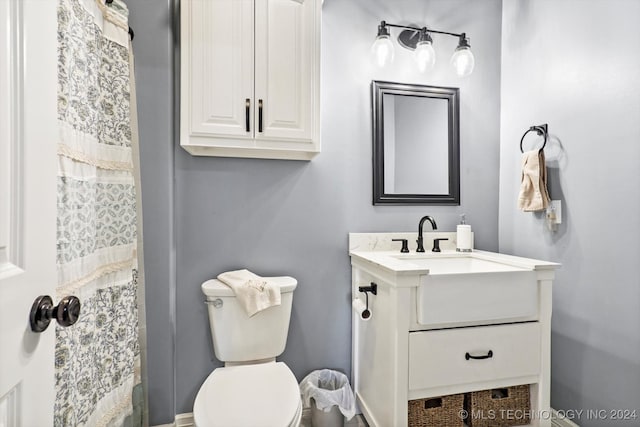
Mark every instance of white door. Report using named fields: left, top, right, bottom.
left=0, top=0, right=58, bottom=425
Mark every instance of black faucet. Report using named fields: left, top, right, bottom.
left=416, top=215, right=437, bottom=252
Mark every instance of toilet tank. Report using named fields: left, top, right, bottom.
left=201, top=276, right=297, bottom=363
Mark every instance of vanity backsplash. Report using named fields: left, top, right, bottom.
left=349, top=232, right=472, bottom=253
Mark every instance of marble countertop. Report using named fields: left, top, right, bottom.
left=348, top=232, right=560, bottom=275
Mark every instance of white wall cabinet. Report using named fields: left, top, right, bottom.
left=181, top=0, right=321, bottom=160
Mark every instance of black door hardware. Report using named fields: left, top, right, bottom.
left=258, top=99, right=264, bottom=133
left=30, top=295, right=81, bottom=333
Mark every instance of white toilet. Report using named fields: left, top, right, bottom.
left=193, top=276, right=302, bottom=427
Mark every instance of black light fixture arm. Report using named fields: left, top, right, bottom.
left=380, top=21, right=465, bottom=39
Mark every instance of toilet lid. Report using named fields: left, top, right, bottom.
left=194, top=362, right=300, bottom=427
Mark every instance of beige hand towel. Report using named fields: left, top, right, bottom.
left=518, top=150, right=550, bottom=212
left=217, top=269, right=281, bottom=317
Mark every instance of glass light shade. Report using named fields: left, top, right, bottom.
left=450, top=46, right=475, bottom=76
left=414, top=41, right=436, bottom=72
left=371, top=35, right=394, bottom=68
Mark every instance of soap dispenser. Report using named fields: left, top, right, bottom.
left=456, top=214, right=472, bottom=252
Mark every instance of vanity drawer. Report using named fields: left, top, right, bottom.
left=408, top=323, right=541, bottom=391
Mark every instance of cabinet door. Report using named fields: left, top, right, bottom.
left=254, top=0, right=320, bottom=144
left=183, top=0, right=254, bottom=139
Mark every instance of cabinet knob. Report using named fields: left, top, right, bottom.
left=29, top=295, right=81, bottom=333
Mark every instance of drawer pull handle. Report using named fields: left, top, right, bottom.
left=465, top=350, right=493, bottom=360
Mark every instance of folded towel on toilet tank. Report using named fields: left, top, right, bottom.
left=217, top=269, right=281, bottom=317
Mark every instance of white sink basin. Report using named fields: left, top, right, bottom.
left=393, top=254, right=539, bottom=327
left=349, top=245, right=558, bottom=328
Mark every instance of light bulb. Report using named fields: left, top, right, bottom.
left=451, top=46, right=474, bottom=76
left=451, top=36, right=475, bottom=77
left=414, top=40, right=436, bottom=72
left=371, top=34, right=394, bottom=68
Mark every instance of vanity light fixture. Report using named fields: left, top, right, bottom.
left=414, top=31, right=435, bottom=72
left=372, top=21, right=475, bottom=76
left=371, top=23, right=394, bottom=67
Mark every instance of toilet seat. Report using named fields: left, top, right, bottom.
left=193, top=362, right=301, bottom=427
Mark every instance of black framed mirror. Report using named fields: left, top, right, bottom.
left=372, top=81, right=460, bottom=205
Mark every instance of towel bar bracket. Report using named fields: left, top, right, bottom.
left=520, top=123, right=548, bottom=153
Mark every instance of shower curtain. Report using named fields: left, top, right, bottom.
left=54, top=0, right=144, bottom=425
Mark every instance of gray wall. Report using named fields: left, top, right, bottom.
left=128, top=0, right=176, bottom=424
left=133, top=1, right=640, bottom=423
left=172, top=0, right=502, bottom=417
left=499, top=2, right=640, bottom=425
left=130, top=0, right=502, bottom=422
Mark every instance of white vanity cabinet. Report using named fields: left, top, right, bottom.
left=180, top=0, right=321, bottom=160
left=349, top=233, right=559, bottom=427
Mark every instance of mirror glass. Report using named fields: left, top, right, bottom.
left=372, top=81, right=460, bottom=205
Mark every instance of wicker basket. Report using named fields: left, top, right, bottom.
left=408, top=394, right=465, bottom=427
left=465, top=385, right=531, bottom=427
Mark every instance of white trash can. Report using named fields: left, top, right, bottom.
left=300, top=369, right=356, bottom=427
left=311, top=397, right=344, bottom=427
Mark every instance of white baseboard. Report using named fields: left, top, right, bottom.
left=175, top=413, right=195, bottom=427
left=151, top=413, right=194, bottom=427
left=552, top=409, right=580, bottom=427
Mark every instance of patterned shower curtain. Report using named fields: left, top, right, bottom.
left=55, top=0, right=143, bottom=425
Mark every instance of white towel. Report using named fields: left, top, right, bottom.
left=518, top=150, right=550, bottom=212
left=217, top=269, right=281, bottom=317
